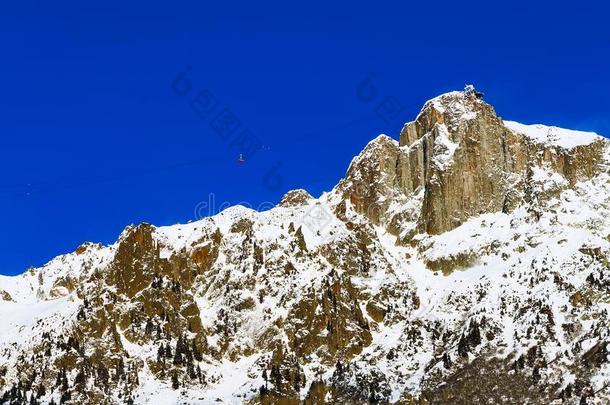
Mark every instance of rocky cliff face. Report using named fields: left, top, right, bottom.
left=1, top=90, right=609, bottom=405
left=338, top=91, right=607, bottom=236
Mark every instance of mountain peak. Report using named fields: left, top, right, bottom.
left=279, top=189, right=313, bottom=207
left=340, top=90, right=608, bottom=235
left=401, top=89, right=497, bottom=148
left=423, top=90, right=477, bottom=112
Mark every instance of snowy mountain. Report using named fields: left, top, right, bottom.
left=1, top=90, right=609, bottom=404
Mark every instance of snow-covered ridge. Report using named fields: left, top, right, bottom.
left=504, top=120, right=604, bottom=149
left=0, top=242, right=114, bottom=303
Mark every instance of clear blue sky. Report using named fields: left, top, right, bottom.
left=0, top=1, right=608, bottom=275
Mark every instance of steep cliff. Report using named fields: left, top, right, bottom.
left=338, top=91, right=606, bottom=236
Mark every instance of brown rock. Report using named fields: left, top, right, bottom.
left=279, top=189, right=313, bottom=207
left=336, top=91, right=608, bottom=236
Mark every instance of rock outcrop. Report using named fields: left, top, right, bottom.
left=338, top=91, right=607, bottom=236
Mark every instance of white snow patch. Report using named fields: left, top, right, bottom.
left=504, top=120, right=603, bottom=149
left=432, top=124, right=458, bottom=170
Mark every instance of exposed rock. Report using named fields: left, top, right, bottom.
left=339, top=92, right=608, bottom=236
left=279, top=189, right=314, bottom=207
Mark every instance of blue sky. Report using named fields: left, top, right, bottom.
left=0, top=1, right=608, bottom=275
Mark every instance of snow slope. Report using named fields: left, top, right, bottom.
left=504, top=120, right=602, bottom=149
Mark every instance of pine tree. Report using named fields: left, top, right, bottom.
left=335, top=360, right=343, bottom=377
left=192, top=341, right=202, bottom=362
left=457, top=335, right=469, bottom=357
left=468, top=321, right=481, bottom=347
left=60, top=390, right=71, bottom=404
left=188, top=362, right=196, bottom=379
left=133, top=366, right=139, bottom=386
left=171, top=372, right=179, bottom=390
left=442, top=352, right=452, bottom=369
left=173, top=348, right=183, bottom=366
left=369, top=380, right=378, bottom=403
left=196, top=365, right=203, bottom=384
left=145, top=319, right=154, bottom=335
left=116, top=357, right=125, bottom=381
left=532, top=366, right=541, bottom=383
left=157, top=345, right=165, bottom=364
left=270, top=365, right=281, bottom=388
left=74, top=367, right=85, bottom=386
left=55, top=368, right=68, bottom=392
left=55, top=369, right=63, bottom=387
